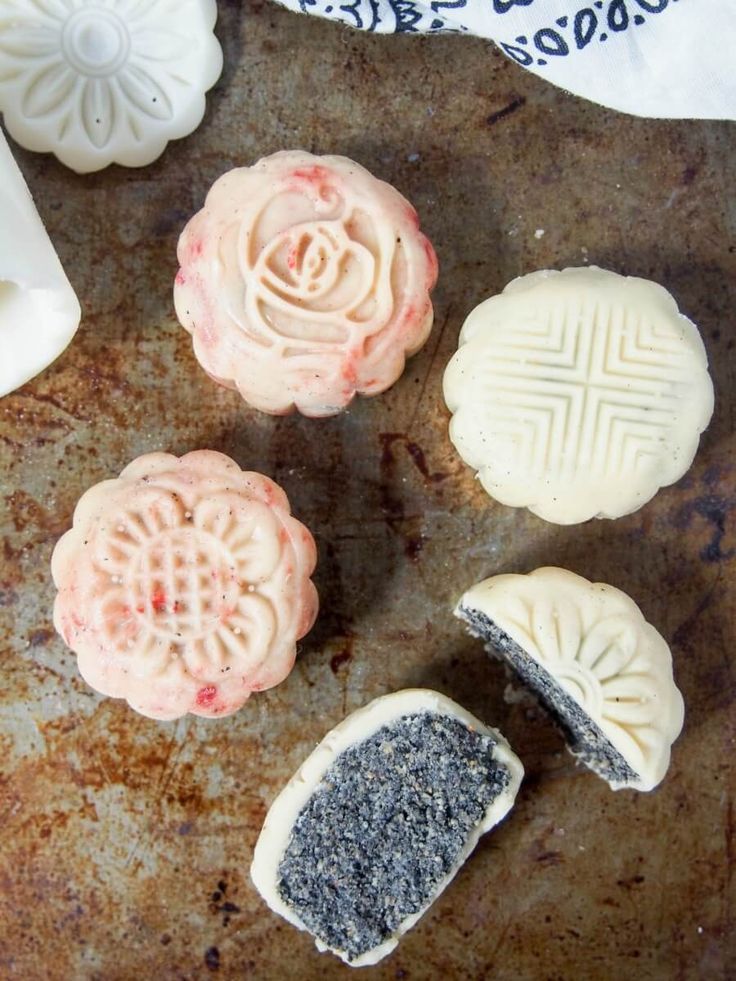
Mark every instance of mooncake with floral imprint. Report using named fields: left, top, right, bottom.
left=174, top=150, right=438, bottom=417
left=456, top=567, right=684, bottom=791
left=52, top=450, right=318, bottom=720
left=0, top=0, right=223, bottom=173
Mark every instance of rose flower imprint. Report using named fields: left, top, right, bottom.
left=174, top=150, right=438, bottom=417
left=52, top=451, right=318, bottom=720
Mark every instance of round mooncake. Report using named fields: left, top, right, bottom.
left=52, top=451, right=318, bottom=720
left=174, top=150, right=438, bottom=417
left=443, top=267, right=714, bottom=524
left=0, top=0, right=223, bottom=173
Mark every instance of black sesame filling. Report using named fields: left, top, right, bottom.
left=277, top=712, right=510, bottom=961
left=459, top=605, right=638, bottom=786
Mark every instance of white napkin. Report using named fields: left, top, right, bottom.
left=278, top=0, right=736, bottom=120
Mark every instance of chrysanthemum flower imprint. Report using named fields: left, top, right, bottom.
left=52, top=451, right=318, bottom=719
left=0, top=0, right=223, bottom=172
left=457, top=567, right=684, bottom=791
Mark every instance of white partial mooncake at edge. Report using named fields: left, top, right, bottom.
left=174, top=150, right=438, bottom=417
left=0, top=130, right=80, bottom=396
left=456, top=567, right=684, bottom=792
left=251, top=689, right=523, bottom=966
left=0, top=0, right=223, bottom=172
left=443, top=267, right=714, bottom=524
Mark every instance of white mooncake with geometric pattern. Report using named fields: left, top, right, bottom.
left=456, top=567, right=684, bottom=792
left=443, top=267, right=714, bottom=524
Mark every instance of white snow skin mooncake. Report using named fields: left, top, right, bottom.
left=456, top=567, right=684, bottom=792
left=443, top=267, right=715, bottom=524
left=0, top=0, right=223, bottom=172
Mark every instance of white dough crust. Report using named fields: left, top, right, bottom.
left=443, top=267, right=714, bottom=524
left=0, top=130, right=81, bottom=397
left=251, top=688, right=524, bottom=966
left=457, top=567, right=684, bottom=791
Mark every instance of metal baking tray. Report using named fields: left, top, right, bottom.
left=1, top=3, right=734, bottom=978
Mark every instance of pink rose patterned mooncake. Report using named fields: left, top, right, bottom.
left=174, top=150, right=438, bottom=417
left=52, top=451, right=318, bottom=720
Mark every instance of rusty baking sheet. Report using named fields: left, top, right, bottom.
left=1, top=2, right=734, bottom=978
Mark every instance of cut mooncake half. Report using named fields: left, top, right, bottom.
left=456, top=568, right=684, bottom=792
left=251, top=689, right=523, bottom=966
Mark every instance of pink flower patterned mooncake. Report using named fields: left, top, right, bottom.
left=52, top=451, right=318, bottom=720
left=174, top=150, right=438, bottom=417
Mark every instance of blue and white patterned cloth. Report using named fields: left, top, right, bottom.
left=276, top=0, right=736, bottom=120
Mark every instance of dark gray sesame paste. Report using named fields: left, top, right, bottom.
left=460, top=605, right=638, bottom=787
left=277, top=711, right=510, bottom=961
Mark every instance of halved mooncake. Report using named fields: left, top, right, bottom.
left=456, top=567, right=684, bottom=791
left=251, top=689, right=523, bottom=966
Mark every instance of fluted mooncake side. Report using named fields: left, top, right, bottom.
left=52, top=451, right=318, bottom=720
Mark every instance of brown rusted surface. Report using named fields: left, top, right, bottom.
left=1, top=1, right=735, bottom=978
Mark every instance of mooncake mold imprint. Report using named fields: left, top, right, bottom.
left=174, top=150, right=438, bottom=417
left=457, top=567, right=684, bottom=791
left=444, top=267, right=714, bottom=524
left=52, top=451, right=318, bottom=720
left=0, top=0, right=223, bottom=172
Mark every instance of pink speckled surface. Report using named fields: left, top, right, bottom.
left=174, top=150, right=437, bottom=417
left=51, top=450, right=318, bottom=720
